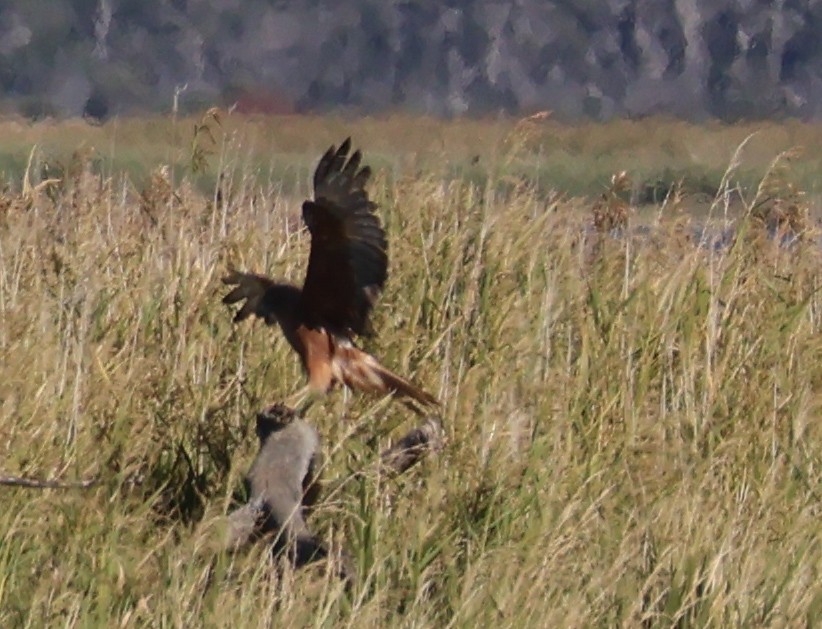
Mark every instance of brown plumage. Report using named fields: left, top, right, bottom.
left=223, top=138, right=438, bottom=410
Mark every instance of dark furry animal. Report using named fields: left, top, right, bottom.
left=225, top=404, right=352, bottom=583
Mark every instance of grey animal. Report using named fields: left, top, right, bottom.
left=226, top=404, right=352, bottom=582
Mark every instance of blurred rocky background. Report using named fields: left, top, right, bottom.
left=1, top=0, right=820, bottom=121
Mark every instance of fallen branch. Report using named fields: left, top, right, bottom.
left=0, top=474, right=98, bottom=489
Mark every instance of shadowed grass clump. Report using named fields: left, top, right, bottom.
left=0, top=117, right=821, bottom=627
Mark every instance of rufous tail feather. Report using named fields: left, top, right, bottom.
left=340, top=345, right=440, bottom=406
left=372, top=363, right=439, bottom=407
left=336, top=344, right=440, bottom=408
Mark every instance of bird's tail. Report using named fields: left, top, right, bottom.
left=372, top=362, right=440, bottom=408
left=336, top=344, right=439, bottom=409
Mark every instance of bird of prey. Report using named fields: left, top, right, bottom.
left=222, top=138, right=438, bottom=412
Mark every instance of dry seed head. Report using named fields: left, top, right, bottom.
left=139, top=165, right=176, bottom=224
left=751, top=147, right=811, bottom=236
left=592, top=171, right=632, bottom=233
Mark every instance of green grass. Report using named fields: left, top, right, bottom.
left=2, top=113, right=822, bottom=209
left=0, top=114, right=821, bottom=627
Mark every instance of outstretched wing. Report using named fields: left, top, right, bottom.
left=300, top=138, right=388, bottom=336
left=222, top=270, right=300, bottom=326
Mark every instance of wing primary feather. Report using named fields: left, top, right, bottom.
left=302, top=138, right=388, bottom=336
left=352, top=166, right=371, bottom=190
left=342, top=150, right=362, bottom=179
left=222, top=271, right=299, bottom=327
left=313, top=144, right=336, bottom=190
left=329, top=139, right=351, bottom=180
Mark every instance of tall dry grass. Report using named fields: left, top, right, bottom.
left=0, top=115, right=821, bottom=627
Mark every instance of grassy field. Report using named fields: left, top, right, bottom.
left=1, top=113, right=821, bottom=627
left=2, top=112, right=822, bottom=208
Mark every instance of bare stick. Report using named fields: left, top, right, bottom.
left=0, top=475, right=98, bottom=489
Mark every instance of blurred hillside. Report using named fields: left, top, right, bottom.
left=1, top=0, right=821, bottom=120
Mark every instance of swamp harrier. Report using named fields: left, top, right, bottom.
left=223, top=138, right=438, bottom=412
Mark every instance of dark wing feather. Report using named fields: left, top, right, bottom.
left=301, top=138, right=387, bottom=336
left=222, top=270, right=299, bottom=326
